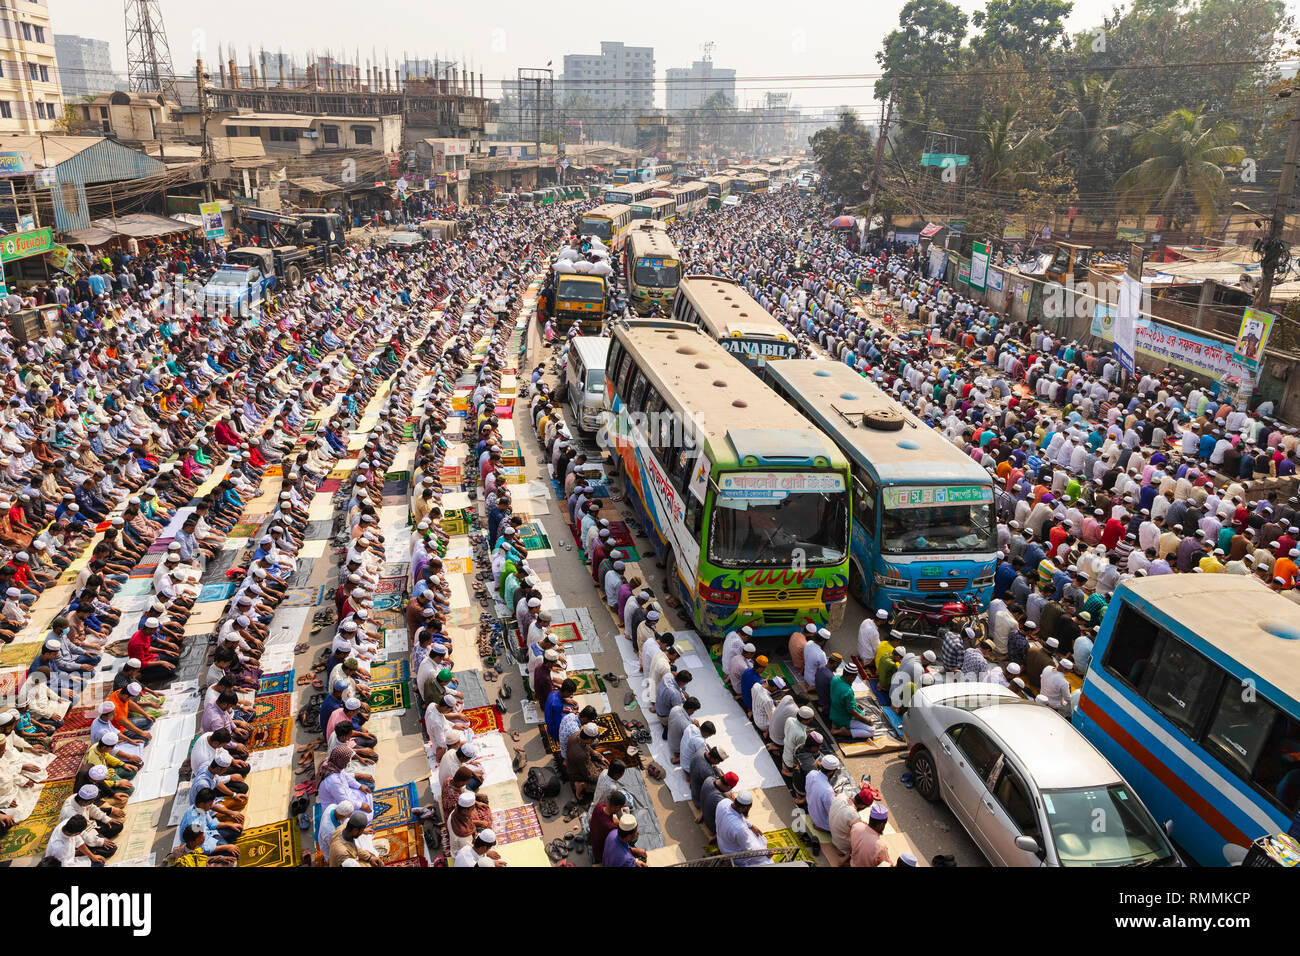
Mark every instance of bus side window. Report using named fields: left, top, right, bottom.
left=853, top=474, right=877, bottom=537
left=1141, top=629, right=1218, bottom=737
left=1103, top=603, right=1161, bottom=691
left=1202, top=682, right=1300, bottom=815
left=646, top=390, right=668, bottom=448
left=628, top=369, right=650, bottom=414
left=618, top=358, right=638, bottom=405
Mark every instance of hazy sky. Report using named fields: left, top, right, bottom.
left=48, top=0, right=1293, bottom=113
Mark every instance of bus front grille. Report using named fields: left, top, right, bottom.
left=915, top=577, right=970, bottom=592
left=746, top=587, right=821, bottom=603
left=760, top=609, right=798, bottom=625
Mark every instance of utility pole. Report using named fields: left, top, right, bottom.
left=197, top=57, right=213, bottom=203
left=863, top=90, right=893, bottom=243
left=1253, top=92, right=1300, bottom=310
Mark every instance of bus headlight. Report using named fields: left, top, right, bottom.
left=873, top=566, right=908, bottom=590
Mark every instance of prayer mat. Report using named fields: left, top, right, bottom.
left=258, top=671, right=294, bottom=696
left=103, top=639, right=132, bottom=659
left=402, top=424, right=415, bottom=441
left=368, top=680, right=411, bottom=714
left=30, top=781, right=75, bottom=819
left=300, top=421, right=321, bottom=435
left=439, top=465, right=463, bottom=482
left=250, top=692, right=292, bottom=722
left=384, top=470, right=411, bottom=483
left=517, top=522, right=550, bottom=552
left=375, top=609, right=405, bottom=631
left=384, top=855, right=428, bottom=867
left=366, top=659, right=409, bottom=685
left=235, top=818, right=299, bottom=867
left=198, top=581, right=238, bottom=603
left=451, top=670, right=489, bottom=710
left=262, top=464, right=284, bottom=477
left=442, top=556, right=473, bottom=576
left=490, top=804, right=544, bottom=846
left=763, top=827, right=815, bottom=864
left=45, top=737, right=90, bottom=781
left=378, top=822, right=423, bottom=864
left=0, top=642, right=36, bottom=668
left=541, top=712, right=628, bottom=758
left=0, top=667, right=21, bottom=698
left=146, top=536, right=175, bottom=554
left=381, top=492, right=406, bottom=507
left=370, top=781, right=419, bottom=831
left=550, top=621, right=582, bottom=644
left=372, top=592, right=404, bottom=612
left=568, top=670, right=606, bottom=695
left=327, top=468, right=352, bottom=480
left=0, top=807, right=58, bottom=861
left=281, top=587, right=318, bottom=608
left=375, top=576, right=405, bottom=595
left=318, top=478, right=342, bottom=494
left=229, top=521, right=264, bottom=539
left=248, top=717, right=293, bottom=752
left=53, top=707, right=94, bottom=741
left=462, top=705, right=504, bottom=736
left=442, top=508, right=471, bottom=536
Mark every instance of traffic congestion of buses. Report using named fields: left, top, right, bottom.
left=530, top=153, right=1300, bottom=871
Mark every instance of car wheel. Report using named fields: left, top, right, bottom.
left=286, top=264, right=303, bottom=288
left=909, top=748, right=941, bottom=803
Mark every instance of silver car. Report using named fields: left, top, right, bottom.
left=902, top=683, right=1182, bottom=867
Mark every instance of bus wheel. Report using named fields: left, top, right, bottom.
left=849, top=562, right=866, bottom=606
left=908, top=748, right=941, bottom=803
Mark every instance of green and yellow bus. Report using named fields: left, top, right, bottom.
left=701, top=174, right=736, bottom=210
left=603, top=181, right=656, bottom=206
left=670, top=274, right=800, bottom=371
left=605, top=320, right=851, bottom=639
left=578, top=203, right=633, bottom=251
left=629, top=195, right=677, bottom=226
left=625, top=223, right=682, bottom=315
left=732, top=172, right=770, bottom=196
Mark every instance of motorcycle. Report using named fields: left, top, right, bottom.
left=890, top=594, right=984, bottom=643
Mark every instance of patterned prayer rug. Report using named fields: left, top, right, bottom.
left=249, top=692, right=292, bottom=722
left=229, top=521, right=264, bottom=539
left=281, top=587, right=319, bottom=608
left=146, top=536, right=175, bottom=554
left=377, top=822, right=423, bottom=864
left=550, top=621, right=582, bottom=644
left=0, top=806, right=59, bottom=861
left=258, top=671, right=294, bottom=696
left=318, top=478, right=342, bottom=494
left=372, top=592, right=404, bottom=613
left=30, top=781, right=75, bottom=818
left=0, top=665, right=22, bottom=699
left=568, top=671, right=606, bottom=695
left=462, top=705, right=504, bottom=736
left=198, top=581, right=238, bottom=603
left=384, top=855, right=428, bottom=867
left=368, top=681, right=411, bottom=714
left=442, top=557, right=472, bottom=575
left=517, top=522, right=550, bottom=552
left=0, top=641, right=34, bottom=667
left=45, top=737, right=89, bottom=781
left=542, top=712, right=628, bottom=758
left=52, top=707, right=95, bottom=741
left=763, top=827, right=815, bottom=864
left=247, top=717, right=293, bottom=752
left=442, top=508, right=471, bottom=536
left=375, top=576, right=405, bottom=595
left=490, top=805, right=544, bottom=846
left=262, top=465, right=284, bottom=477
left=366, top=660, right=409, bottom=685
left=235, top=818, right=299, bottom=867
left=383, top=470, right=410, bottom=483
left=370, top=781, right=419, bottom=831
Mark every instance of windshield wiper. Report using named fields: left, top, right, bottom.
left=1121, top=858, right=1157, bottom=867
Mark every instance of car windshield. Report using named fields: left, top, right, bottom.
left=557, top=278, right=604, bottom=303
left=208, top=271, right=248, bottom=288
left=583, top=369, right=604, bottom=391
left=881, top=501, right=996, bottom=554
left=581, top=218, right=612, bottom=242
left=634, top=260, right=680, bottom=289
left=708, top=481, right=849, bottom=568
left=1041, top=785, right=1177, bottom=867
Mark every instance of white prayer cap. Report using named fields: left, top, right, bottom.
left=341, top=620, right=358, bottom=632
left=742, top=643, right=756, bottom=654
left=1035, top=694, right=1050, bottom=705
left=126, top=657, right=141, bottom=668
left=126, top=681, right=142, bottom=696
left=875, top=609, right=888, bottom=620
left=144, top=617, right=160, bottom=628
left=818, top=754, right=841, bottom=771
left=458, top=791, right=477, bottom=808
left=98, top=701, right=115, bottom=714
left=4, top=588, right=18, bottom=598
left=88, top=765, right=109, bottom=781
left=101, top=732, right=120, bottom=746
left=733, top=790, right=754, bottom=807
left=544, top=649, right=559, bottom=662
left=479, top=828, right=498, bottom=845
left=78, top=784, right=100, bottom=800
left=797, top=705, right=815, bottom=720
left=1007, top=662, right=1022, bottom=675
left=344, top=697, right=361, bottom=711
left=582, top=722, right=600, bottom=738
left=335, top=801, right=356, bottom=817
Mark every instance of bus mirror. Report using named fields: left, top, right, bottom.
left=1014, top=835, right=1041, bottom=856
left=1163, top=820, right=1174, bottom=836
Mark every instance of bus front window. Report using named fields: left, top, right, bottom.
left=556, top=278, right=605, bottom=303
left=635, top=260, right=680, bottom=289
left=581, top=219, right=612, bottom=242
left=708, top=490, right=849, bottom=568
left=881, top=501, right=996, bottom=554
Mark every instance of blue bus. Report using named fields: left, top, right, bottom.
left=1072, top=574, right=1300, bottom=866
left=763, top=360, right=996, bottom=614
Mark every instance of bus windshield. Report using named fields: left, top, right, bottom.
left=880, top=500, right=996, bottom=554
left=1041, top=785, right=1178, bottom=867
left=709, top=483, right=849, bottom=568
left=556, top=278, right=605, bottom=303
left=635, top=259, right=680, bottom=288
left=581, top=218, right=612, bottom=241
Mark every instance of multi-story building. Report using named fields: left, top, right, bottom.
left=559, top=42, right=653, bottom=110
left=0, top=1, right=62, bottom=133
left=54, top=34, right=115, bottom=100
left=665, top=60, right=735, bottom=112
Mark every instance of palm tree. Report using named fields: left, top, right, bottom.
left=1115, top=107, right=1246, bottom=229
left=977, top=105, right=1048, bottom=190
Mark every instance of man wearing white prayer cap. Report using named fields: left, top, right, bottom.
left=715, top=790, right=770, bottom=864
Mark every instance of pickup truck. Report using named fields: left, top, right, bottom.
left=200, top=257, right=277, bottom=317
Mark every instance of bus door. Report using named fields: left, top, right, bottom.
left=850, top=470, right=880, bottom=603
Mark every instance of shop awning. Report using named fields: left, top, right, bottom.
left=90, top=213, right=198, bottom=238
left=63, top=226, right=118, bottom=247
left=285, top=176, right=344, bottom=194
left=920, top=222, right=945, bottom=238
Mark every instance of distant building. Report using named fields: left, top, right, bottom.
left=665, top=60, right=735, bottom=112
left=0, top=3, right=63, bottom=132
left=54, top=34, right=115, bottom=100
left=559, top=42, right=653, bottom=110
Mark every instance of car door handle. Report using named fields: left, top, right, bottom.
left=983, top=799, right=995, bottom=811
left=940, top=743, right=951, bottom=755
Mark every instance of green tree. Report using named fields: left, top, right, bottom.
left=810, top=111, right=875, bottom=202
left=970, top=0, right=1074, bottom=59
left=875, top=0, right=968, bottom=156
left=1115, top=107, right=1246, bottom=228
